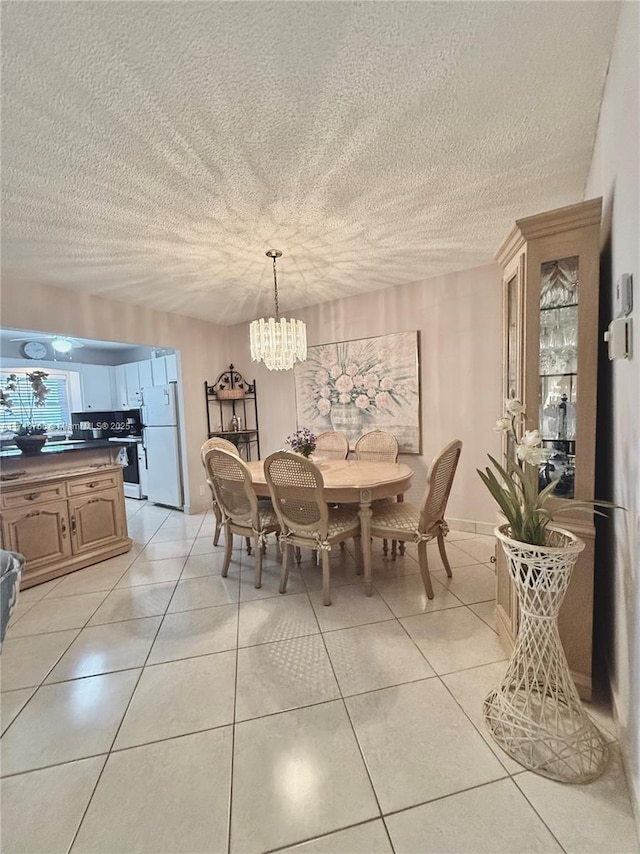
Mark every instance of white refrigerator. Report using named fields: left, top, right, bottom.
left=141, top=383, right=184, bottom=509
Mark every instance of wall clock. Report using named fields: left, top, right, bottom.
left=21, top=341, right=48, bottom=360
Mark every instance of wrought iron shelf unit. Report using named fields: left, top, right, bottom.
left=204, top=365, right=260, bottom=461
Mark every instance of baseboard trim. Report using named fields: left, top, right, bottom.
left=448, top=518, right=496, bottom=536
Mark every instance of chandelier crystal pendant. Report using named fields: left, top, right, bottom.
left=249, top=250, right=307, bottom=371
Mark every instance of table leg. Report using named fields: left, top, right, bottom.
left=397, top=494, right=405, bottom=556
left=359, top=490, right=373, bottom=596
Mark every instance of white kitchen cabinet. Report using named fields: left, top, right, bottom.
left=125, top=363, right=141, bottom=408
left=165, top=353, right=178, bottom=382
left=113, top=365, right=128, bottom=410
left=151, top=357, right=167, bottom=387
left=120, top=359, right=173, bottom=408
left=81, top=365, right=114, bottom=411
left=138, top=359, right=153, bottom=393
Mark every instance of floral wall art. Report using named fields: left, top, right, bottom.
left=293, top=331, right=421, bottom=452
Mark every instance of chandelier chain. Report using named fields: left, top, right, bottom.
left=272, top=255, right=280, bottom=320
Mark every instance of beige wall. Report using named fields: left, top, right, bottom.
left=1, top=277, right=230, bottom=513
left=227, top=262, right=503, bottom=527
left=585, top=1, right=640, bottom=822
left=1, top=262, right=503, bottom=525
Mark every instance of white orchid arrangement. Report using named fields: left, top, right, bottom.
left=477, top=399, right=617, bottom=546
left=493, top=399, right=547, bottom=467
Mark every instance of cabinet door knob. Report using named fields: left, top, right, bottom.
left=25, top=492, right=41, bottom=501
left=60, top=518, right=67, bottom=538
left=71, top=516, right=77, bottom=534
left=87, top=481, right=99, bottom=488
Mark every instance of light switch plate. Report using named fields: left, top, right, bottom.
left=615, top=273, right=633, bottom=317
left=604, top=317, right=631, bottom=359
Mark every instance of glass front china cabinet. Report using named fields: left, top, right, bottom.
left=495, top=198, right=602, bottom=700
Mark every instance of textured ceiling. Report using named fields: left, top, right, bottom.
left=2, top=1, right=619, bottom=325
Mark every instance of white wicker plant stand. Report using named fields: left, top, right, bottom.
left=484, top=525, right=607, bottom=783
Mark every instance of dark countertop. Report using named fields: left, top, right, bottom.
left=0, top=439, right=129, bottom=459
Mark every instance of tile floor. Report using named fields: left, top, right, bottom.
left=1, top=500, right=638, bottom=854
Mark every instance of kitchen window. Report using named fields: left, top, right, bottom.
left=1, top=369, right=72, bottom=435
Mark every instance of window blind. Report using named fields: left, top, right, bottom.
left=0, top=371, right=71, bottom=433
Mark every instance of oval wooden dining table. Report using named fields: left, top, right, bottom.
left=246, top=458, right=414, bottom=596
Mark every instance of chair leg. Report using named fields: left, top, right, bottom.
left=279, top=543, right=291, bottom=594
left=321, top=549, right=331, bottom=606
left=417, top=540, right=434, bottom=599
left=254, top=535, right=263, bottom=589
left=438, top=532, right=453, bottom=577
left=340, top=541, right=345, bottom=552
left=221, top=525, right=233, bottom=578
left=245, top=537, right=252, bottom=555
left=391, top=539, right=397, bottom=560
left=399, top=541, right=406, bottom=556
left=213, top=504, right=222, bottom=547
left=295, top=546, right=302, bottom=564
left=383, top=538, right=389, bottom=556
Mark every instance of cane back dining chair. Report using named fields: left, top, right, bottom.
left=369, top=439, right=462, bottom=599
left=264, top=451, right=362, bottom=606
left=203, top=448, right=280, bottom=588
left=315, top=430, right=349, bottom=460
left=354, top=430, right=399, bottom=463
left=355, top=429, right=401, bottom=556
left=200, top=437, right=241, bottom=547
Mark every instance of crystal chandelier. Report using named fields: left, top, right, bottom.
left=249, top=250, right=307, bottom=371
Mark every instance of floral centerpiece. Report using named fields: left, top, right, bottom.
left=1, top=372, right=51, bottom=453
left=477, top=398, right=615, bottom=545
left=1, top=371, right=50, bottom=435
left=286, top=427, right=317, bottom=458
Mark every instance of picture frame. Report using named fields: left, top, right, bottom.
left=293, top=330, right=421, bottom=453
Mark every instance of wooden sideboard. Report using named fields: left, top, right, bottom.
left=0, top=441, right=132, bottom=588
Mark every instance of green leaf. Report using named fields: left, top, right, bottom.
left=538, top=479, right=558, bottom=502
left=477, top=468, right=520, bottom=530
left=488, top=456, right=522, bottom=502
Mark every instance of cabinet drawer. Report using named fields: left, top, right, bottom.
left=1, top=482, right=66, bottom=510
left=67, top=471, right=119, bottom=496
